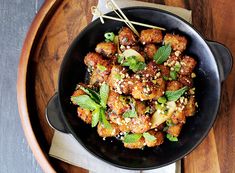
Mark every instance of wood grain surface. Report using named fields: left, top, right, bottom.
left=17, top=0, right=235, bottom=173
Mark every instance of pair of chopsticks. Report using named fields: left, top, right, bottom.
left=91, top=0, right=165, bottom=36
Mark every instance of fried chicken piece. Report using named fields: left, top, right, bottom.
left=166, top=81, right=183, bottom=91
left=164, top=34, right=187, bottom=52
left=118, top=27, right=137, bottom=46
left=84, top=52, right=106, bottom=69
left=167, top=123, right=183, bottom=137
left=171, top=109, right=186, bottom=124
left=108, top=65, right=133, bottom=95
left=178, top=75, right=193, bottom=87
left=109, top=113, right=131, bottom=133
left=184, top=96, right=196, bottom=116
left=123, top=137, right=145, bottom=149
left=95, top=42, right=117, bottom=57
left=129, top=115, right=151, bottom=134
left=139, top=29, right=163, bottom=44
left=145, top=130, right=164, bottom=147
left=144, top=44, right=158, bottom=59
left=179, top=56, right=197, bottom=75
left=131, top=78, right=165, bottom=100
left=97, top=122, right=120, bottom=137
left=84, top=52, right=112, bottom=85
left=137, top=61, right=159, bottom=79
left=107, top=91, right=130, bottom=115
left=77, top=107, right=92, bottom=124
left=157, top=64, right=170, bottom=78
left=135, top=101, right=147, bottom=116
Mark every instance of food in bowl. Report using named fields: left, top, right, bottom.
left=70, top=27, right=197, bottom=149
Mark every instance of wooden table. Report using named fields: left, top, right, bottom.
left=15, top=0, right=235, bottom=173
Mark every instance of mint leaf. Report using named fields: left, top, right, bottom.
left=79, top=86, right=100, bottom=104
left=154, top=44, right=172, bottom=64
left=100, top=83, right=109, bottom=108
left=100, top=108, right=111, bottom=129
left=123, top=109, right=137, bottom=118
left=92, top=108, right=100, bottom=127
left=143, top=132, right=156, bottom=142
left=165, top=86, right=188, bottom=101
left=97, top=64, right=107, bottom=72
left=123, top=133, right=142, bottom=143
left=166, top=134, right=178, bottom=142
left=104, top=32, right=115, bottom=42
left=71, top=95, right=100, bottom=111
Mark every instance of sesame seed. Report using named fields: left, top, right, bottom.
left=191, top=73, right=196, bottom=78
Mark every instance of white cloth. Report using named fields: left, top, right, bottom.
left=49, top=1, right=192, bottom=173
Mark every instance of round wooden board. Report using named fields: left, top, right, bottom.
left=17, top=0, right=235, bottom=173
left=17, top=0, right=97, bottom=172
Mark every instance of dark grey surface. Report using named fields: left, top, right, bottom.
left=0, top=0, right=44, bottom=172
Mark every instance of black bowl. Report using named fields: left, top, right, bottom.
left=46, top=7, right=232, bottom=170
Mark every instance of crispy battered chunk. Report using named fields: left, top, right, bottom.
left=84, top=53, right=112, bottom=85
left=180, top=56, right=197, bottom=75
left=89, top=68, right=110, bottom=86
left=166, top=81, right=183, bottom=91
left=84, top=52, right=105, bottom=69
left=72, top=89, right=85, bottom=97
left=137, top=61, right=158, bottom=78
left=107, top=91, right=130, bottom=115
left=124, top=137, right=145, bottom=149
left=157, top=64, right=170, bottom=78
left=97, top=123, right=120, bottom=137
left=167, top=123, right=183, bottom=137
left=165, top=54, right=181, bottom=67
left=118, top=27, right=137, bottom=46
left=135, top=101, right=147, bottom=116
left=109, top=113, right=131, bottom=132
left=95, top=42, right=117, bottom=57
left=179, top=75, right=193, bottom=87
left=108, top=66, right=133, bottom=95
left=164, top=34, right=187, bottom=52
left=130, top=115, right=151, bottom=134
left=184, top=96, right=196, bottom=116
left=140, top=29, right=163, bottom=44
left=131, top=79, right=165, bottom=100
left=77, top=107, right=92, bottom=124
left=144, top=44, right=158, bottom=59
left=171, top=109, right=186, bottom=124
left=145, top=130, right=164, bottom=147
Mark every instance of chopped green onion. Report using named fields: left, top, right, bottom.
left=104, top=32, right=115, bottom=42
left=174, top=64, right=181, bottom=72
left=170, top=71, right=177, bottom=80
left=157, top=96, right=167, bottom=104
left=166, top=134, right=178, bottom=142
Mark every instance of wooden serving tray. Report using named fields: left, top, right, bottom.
left=17, top=0, right=235, bottom=173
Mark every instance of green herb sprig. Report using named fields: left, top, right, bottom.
left=71, top=83, right=111, bottom=128
left=120, top=56, right=146, bottom=72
